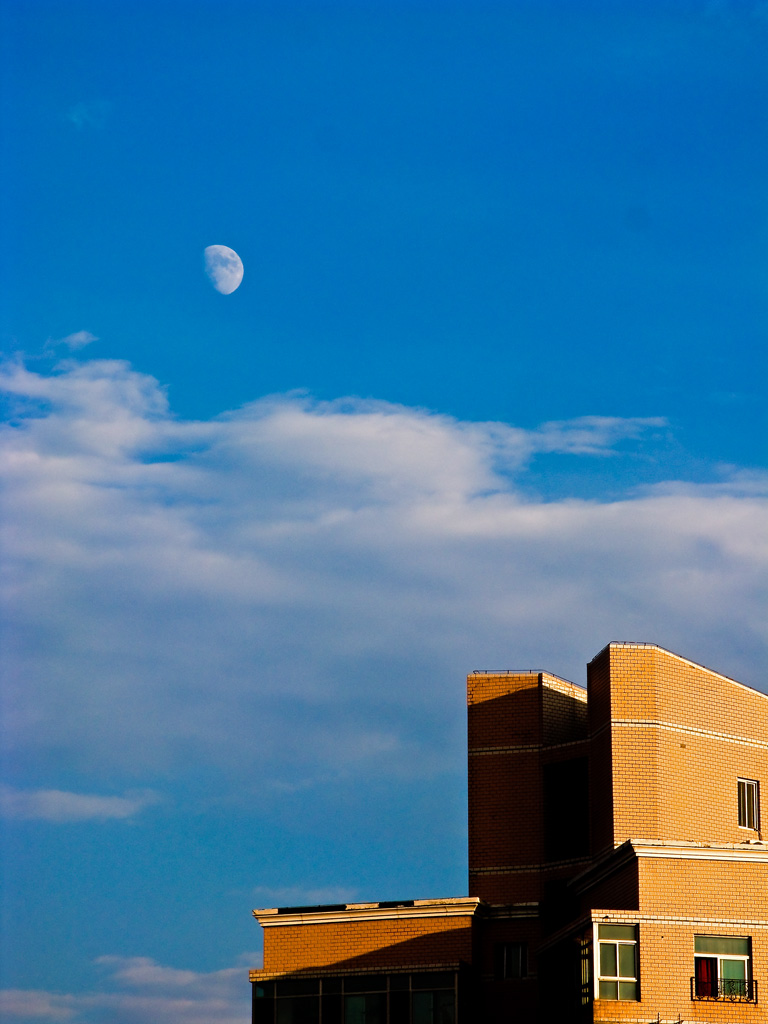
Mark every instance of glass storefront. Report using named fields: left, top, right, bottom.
left=253, top=970, right=459, bottom=1024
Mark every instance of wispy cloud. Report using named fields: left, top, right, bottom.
left=251, top=884, right=358, bottom=907
left=0, top=356, right=765, bottom=797
left=65, top=101, right=111, bottom=130
left=0, top=786, right=160, bottom=822
left=45, top=331, right=99, bottom=352
left=0, top=956, right=251, bottom=1024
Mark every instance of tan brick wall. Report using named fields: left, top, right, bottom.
left=467, top=671, right=589, bottom=904
left=589, top=644, right=768, bottom=849
left=590, top=914, right=768, bottom=1024
left=577, top=857, right=640, bottom=914
left=638, top=857, right=768, bottom=919
left=261, top=914, right=474, bottom=974
left=588, top=652, right=615, bottom=855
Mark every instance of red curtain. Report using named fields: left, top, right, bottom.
left=695, top=957, right=716, bottom=998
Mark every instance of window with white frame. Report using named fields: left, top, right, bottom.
left=694, top=935, right=752, bottom=999
left=596, top=924, right=638, bottom=1001
left=738, top=779, right=760, bottom=830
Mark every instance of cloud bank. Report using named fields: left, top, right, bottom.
left=1, top=357, right=765, bottom=795
left=0, top=956, right=251, bottom=1024
left=0, top=786, right=159, bottom=822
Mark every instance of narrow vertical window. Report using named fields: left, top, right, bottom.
left=494, top=942, right=527, bottom=980
left=580, top=936, right=592, bottom=1006
left=738, top=779, right=760, bottom=830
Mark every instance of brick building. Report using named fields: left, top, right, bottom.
left=250, top=642, right=767, bottom=1023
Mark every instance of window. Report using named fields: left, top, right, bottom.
left=738, top=779, right=760, bottom=830
left=694, top=936, right=753, bottom=1001
left=253, top=971, right=457, bottom=1024
left=344, top=994, right=387, bottom=1024
left=411, top=990, right=455, bottom=1024
left=596, top=924, right=638, bottom=1000
left=579, top=936, right=592, bottom=1006
left=542, top=757, right=590, bottom=858
left=494, top=942, right=527, bottom=980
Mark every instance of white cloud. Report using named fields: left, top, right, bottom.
left=0, top=356, right=765, bottom=792
left=0, top=990, right=77, bottom=1021
left=0, top=957, right=250, bottom=1024
left=0, top=786, right=160, bottom=822
left=46, top=331, right=99, bottom=352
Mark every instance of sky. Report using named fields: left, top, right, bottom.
left=1, top=1, right=766, bottom=1021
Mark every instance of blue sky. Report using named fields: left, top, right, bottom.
left=1, top=2, right=766, bottom=1022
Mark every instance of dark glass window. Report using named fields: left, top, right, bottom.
left=411, top=972, right=455, bottom=990
left=321, top=993, right=342, bottom=1024
left=738, top=779, right=760, bottom=829
left=412, top=990, right=455, bottom=1024
left=344, top=975, right=387, bottom=993
left=389, top=990, right=410, bottom=1018
left=494, top=942, right=527, bottom=980
left=277, top=979, right=319, bottom=997
left=542, top=757, right=589, bottom=858
left=343, top=993, right=387, bottom=1024
left=276, top=996, right=319, bottom=1024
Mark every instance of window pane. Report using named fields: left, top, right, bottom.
left=278, top=979, right=319, bottom=997
left=618, top=943, right=636, bottom=978
left=618, top=981, right=637, bottom=1001
left=738, top=780, right=759, bottom=828
left=434, top=990, right=455, bottom=1024
left=321, top=994, right=342, bottom=1024
left=389, top=991, right=409, bottom=1019
left=343, top=994, right=386, bottom=1024
left=599, top=980, right=618, bottom=999
left=600, top=943, right=617, bottom=976
left=412, top=972, right=454, bottom=990
left=739, top=780, right=747, bottom=826
left=253, top=1001, right=273, bottom=1024
left=721, top=959, right=747, bottom=980
left=695, top=936, right=749, bottom=955
left=344, top=995, right=366, bottom=1024
left=276, top=997, right=319, bottom=1024
left=344, top=975, right=386, bottom=993
left=598, top=925, right=636, bottom=941
left=747, top=785, right=757, bottom=828
left=413, top=991, right=433, bottom=1024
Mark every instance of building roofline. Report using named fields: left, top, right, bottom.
left=250, top=962, right=470, bottom=983
left=468, top=669, right=581, bottom=689
left=590, top=641, right=766, bottom=699
left=253, top=896, right=482, bottom=927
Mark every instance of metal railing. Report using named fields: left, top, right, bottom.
left=690, top=977, right=757, bottom=1002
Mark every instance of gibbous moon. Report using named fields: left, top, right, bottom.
left=203, top=245, right=244, bottom=294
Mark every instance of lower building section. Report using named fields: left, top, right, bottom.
left=249, top=643, right=768, bottom=1022
left=252, top=967, right=470, bottom=1024
left=251, top=843, right=768, bottom=1023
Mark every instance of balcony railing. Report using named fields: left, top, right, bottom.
left=690, top=977, right=757, bottom=1002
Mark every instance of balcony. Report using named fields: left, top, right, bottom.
left=690, top=977, right=758, bottom=1002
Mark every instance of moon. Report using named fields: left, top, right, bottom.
left=203, top=245, right=244, bottom=294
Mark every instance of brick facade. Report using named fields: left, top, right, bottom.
left=250, top=643, right=768, bottom=1023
